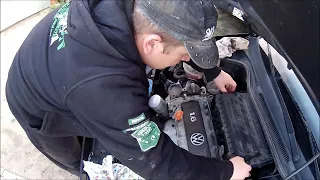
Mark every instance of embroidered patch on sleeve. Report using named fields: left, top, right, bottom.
left=131, top=121, right=161, bottom=152
left=128, top=113, right=146, bottom=126
left=49, top=2, right=70, bottom=50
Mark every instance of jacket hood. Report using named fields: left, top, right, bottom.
left=67, top=0, right=143, bottom=68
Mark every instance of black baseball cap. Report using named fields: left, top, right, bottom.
left=136, top=0, right=219, bottom=69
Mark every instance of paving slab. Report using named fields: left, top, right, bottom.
left=1, top=169, right=25, bottom=180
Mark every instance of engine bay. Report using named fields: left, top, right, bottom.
left=148, top=58, right=277, bottom=178
left=84, top=37, right=316, bottom=180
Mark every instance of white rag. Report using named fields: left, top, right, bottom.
left=83, top=155, right=144, bottom=180
left=216, top=37, right=249, bottom=59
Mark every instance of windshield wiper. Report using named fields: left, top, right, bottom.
left=284, top=153, right=320, bottom=180
left=266, top=44, right=300, bottom=162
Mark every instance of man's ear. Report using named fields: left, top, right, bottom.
left=142, top=34, right=162, bottom=54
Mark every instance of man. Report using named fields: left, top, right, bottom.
left=6, top=0, right=251, bottom=179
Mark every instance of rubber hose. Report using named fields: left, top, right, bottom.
left=173, top=69, right=187, bottom=79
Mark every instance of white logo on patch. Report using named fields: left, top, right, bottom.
left=202, top=26, right=215, bottom=41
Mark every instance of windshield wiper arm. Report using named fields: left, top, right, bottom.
left=284, top=153, right=320, bottom=180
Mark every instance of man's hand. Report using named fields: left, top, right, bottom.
left=213, top=70, right=237, bottom=92
left=229, top=156, right=252, bottom=180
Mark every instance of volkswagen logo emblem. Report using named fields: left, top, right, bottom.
left=190, top=133, right=205, bottom=146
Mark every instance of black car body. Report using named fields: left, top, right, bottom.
left=212, top=0, right=320, bottom=179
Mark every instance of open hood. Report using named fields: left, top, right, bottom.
left=215, top=0, right=319, bottom=112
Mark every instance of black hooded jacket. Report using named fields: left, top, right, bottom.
left=6, top=0, right=233, bottom=179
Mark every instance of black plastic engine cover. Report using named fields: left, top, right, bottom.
left=213, top=93, right=273, bottom=167
left=181, top=101, right=210, bottom=157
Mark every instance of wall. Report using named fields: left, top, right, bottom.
left=1, top=0, right=50, bottom=31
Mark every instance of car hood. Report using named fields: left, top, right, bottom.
left=235, top=0, right=320, bottom=113
left=236, top=0, right=319, bottom=112
left=215, top=0, right=320, bottom=114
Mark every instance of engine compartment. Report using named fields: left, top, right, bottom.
left=85, top=38, right=314, bottom=180
left=149, top=58, right=277, bottom=178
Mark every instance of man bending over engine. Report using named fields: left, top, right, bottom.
left=6, top=0, right=251, bottom=179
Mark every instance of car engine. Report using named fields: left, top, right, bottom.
left=164, top=93, right=220, bottom=158
left=150, top=62, right=273, bottom=168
